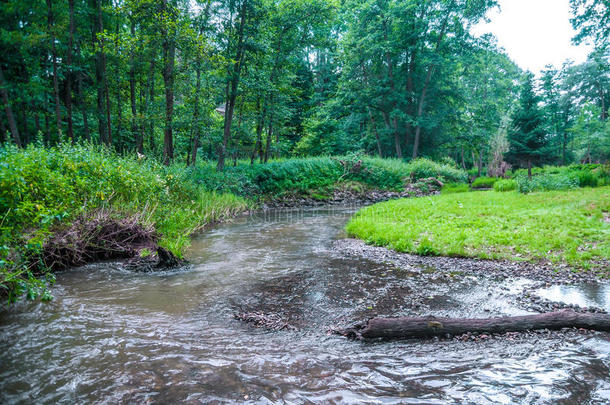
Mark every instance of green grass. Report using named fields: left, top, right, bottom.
left=493, top=179, right=517, bottom=192
left=346, top=188, right=610, bottom=272
left=470, top=176, right=498, bottom=189
left=441, top=183, right=469, bottom=194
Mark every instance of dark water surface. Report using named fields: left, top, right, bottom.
left=1, top=207, right=609, bottom=404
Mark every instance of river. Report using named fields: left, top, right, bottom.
left=1, top=207, right=609, bottom=404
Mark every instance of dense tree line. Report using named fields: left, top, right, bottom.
left=0, top=0, right=608, bottom=171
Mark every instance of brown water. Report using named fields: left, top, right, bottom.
left=1, top=207, right=609, bottom=404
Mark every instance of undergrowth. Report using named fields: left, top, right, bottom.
left=0, top=143, right=249, bottom=303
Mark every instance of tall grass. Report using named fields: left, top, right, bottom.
left=189, top=156, right=468, bottom=197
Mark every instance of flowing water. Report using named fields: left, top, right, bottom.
left=1, top=207, right=609, bottom=404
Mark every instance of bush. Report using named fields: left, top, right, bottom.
left=190, top=155, right=468, bottom=198
left=510, top=164, right=610, bottom=189
left=517, top=174, right=579, bottom=193
left=493, top=179, right=517, bottom=192
left=405, top=158, right=468, bottom=184
left=471, top=176, right=498, bottom=189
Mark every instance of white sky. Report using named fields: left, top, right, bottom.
left=471, top=0, right=593, bottom=75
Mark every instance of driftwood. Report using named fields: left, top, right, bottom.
left=234, top=312, right=296, bottom=331
left=339, top=310, right=610, bottom=340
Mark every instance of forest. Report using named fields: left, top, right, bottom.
left=0, top=0, right=607, bottom=169
left=1, top=1, right=610, bottom=402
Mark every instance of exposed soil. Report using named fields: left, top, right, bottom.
left=41, top=211, right=184, bottom=272
left=333, top=238, right=609, bottom=316
left=262, top=178, right=442, bottom=209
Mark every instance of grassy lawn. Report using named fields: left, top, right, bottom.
left=346, top=187, right=610, bottom=271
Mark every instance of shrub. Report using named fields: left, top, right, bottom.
left=517, top=174, right=579, bottom=193
left=493, top=179, right=517, bottom=192
left=471, top=176, right=498, bottom=189
left=510, top=164, right=610, bottom=189
left=405, top=158, right=468, bottom=184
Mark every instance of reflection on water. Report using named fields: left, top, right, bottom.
left=536, top=284, right=610, bottom=311
left=0, top=207, right=609, bottom=404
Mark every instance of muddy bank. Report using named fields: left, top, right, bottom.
left=42, top=211, right=185, bottom=273
left=262, top=179, right=441, bottom=209
left=333, top=238, right=609, bottom=316
left=334, top=238, right=606, bottom=283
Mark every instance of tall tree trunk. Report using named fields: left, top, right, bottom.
left=114, top=21, right=123, bottom=152
left=43, top=95, right=50, bottom=145
left=162, top=36, right=175, bottom=165
left=77, top=71, right=91, bottom=141
left=383, top=18, right=401, bottom=158
left=527, top=159, right=532, bottom=179
left=115, top=80, right=123, bottom=152
left=412, top=8, right=451, bottom=159
left=65, top=0, right=75, bottom=141
left=189, top=0, right=212, bottom=165
left=148, top=59, right=156, bottom=152
left=600, top=83, right=606, bottom=121
left=257, top=98, right=267, bottom=163
left=20, top=106, right=29, bottom=145
left=34, top=113, right=41, bottom=136
left=190, top=65, right=202, bottom=166
left=412, top=66, right=433, bottom=159
left=392, top=117, right=401, bottom=158
left=0, top=111, right=6, bottom=143
left=0, top=67, right=21, bottom=147
left=460, top=146, right=465, bottom=169
left=217, top=0, right=248, bottom=171
left=129, top=20, right=140, bottom=153
left=141, top=56, right=156, bottom=152
left=160, top=0, right=176, bottom=165
left=368, top=108, right=383, bottom=158
left=47, top=0, right=62, bottom=137
left=264, top=94, right=274, bottom=163
left=251, top=97, right=263, bottom=164
left=561, top=131, right=567, bottom=166
left=92, top=0, right=109, bottom=144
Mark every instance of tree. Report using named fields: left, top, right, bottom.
left=570, top=0, right=609, bottom=50
left=506, top=73, right=548, bottom=178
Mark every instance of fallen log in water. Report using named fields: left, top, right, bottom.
left=339, top=310, right=610, bottom=340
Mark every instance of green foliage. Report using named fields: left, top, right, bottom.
left=511, top=164, right=610, bottom=191
left=190, top=156, right=468, bottom=198
left=404, top=158, right=469, bottom=184
left=493, top=179, right=518, bottom=192
left=506, top=73, right=548, bottom=171
left=470, top=177, right=499, bottom=189
left=0, top=143, right=250, bottom=303
left=441, top=183, right=470, bottom=194
left=516, top=174, right=580, bottom=193
left=346, top=188, right=610, bottom=270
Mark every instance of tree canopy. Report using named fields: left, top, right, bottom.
left=0, top=0, right=607, bottom=171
